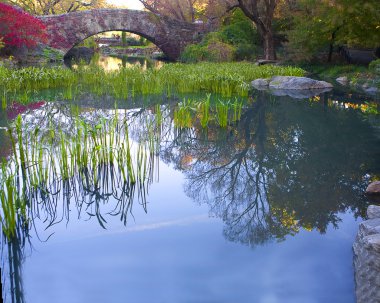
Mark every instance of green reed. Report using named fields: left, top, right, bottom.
left=0, top=63, right=305, bottom=105
left=174, top=99, right=194, bottom=128
left=0, top=111, right=161, bottom=239
left=216, top=100, right=229, bottom=128
left=197, top=94, right=211, bottom=128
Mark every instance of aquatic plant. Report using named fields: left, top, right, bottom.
left=197, top=94, right=211, bottom=128
left=0, top=111, right=161, bottom=239
left=0, top=63, right=305, bottom=105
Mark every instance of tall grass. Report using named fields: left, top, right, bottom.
left=0, top=63, right=305, bottom=104
left=0, top=111, right=160, bottom=239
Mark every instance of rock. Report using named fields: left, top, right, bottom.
left=269, top=76, right=333, bottom=90
left=255, top=59, right=278, bottom=66
left=251, top=78, right=270, bottom=88
left=354, top=214, right=380, bottom=303
left=362, top=83, right=370, bottom=89
left=336, top=76, right=348, bottom=85
left=268, top=87, right=332, bottom=99
left=368, top=205, right=380, bottom=219
left=362, top=233, right=380, bottom=252
left=366, top=181, right=380, bottom=195
left=364, top=87, right=378, bottom=94
left=357, top=218, right=380, bottom=238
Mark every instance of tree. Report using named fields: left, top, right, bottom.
left=5, top=0, right=109, bottom=15
left=0, top=3, right=47, bottom=48
left=284, top=0, right=380, bottom=62
left=138, top=0, right=209, bottom=22
left=224, top=0, right=279, bottom=60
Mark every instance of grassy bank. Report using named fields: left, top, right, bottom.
left=305, top=61, right=380, bottom=90
left=0, top=62, right=305, bottom=104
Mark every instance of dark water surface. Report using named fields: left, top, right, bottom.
left=1, top=87, right=380, bottom=303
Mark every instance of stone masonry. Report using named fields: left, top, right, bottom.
left=353, top=205, right=380, bottom=303
left=38, top=9, right=205, bottom=60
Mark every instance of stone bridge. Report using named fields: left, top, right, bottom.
left=38, top=9, right=206, bottom=60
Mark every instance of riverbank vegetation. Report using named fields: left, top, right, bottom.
left=0, top=62, right=304, bottom=105
left=306, top=60, right=380, bottom=89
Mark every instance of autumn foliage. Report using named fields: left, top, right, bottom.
left=0, top=3, right=47, bottom=48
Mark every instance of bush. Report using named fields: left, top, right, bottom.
left=207, top=39, right=235, bottom=62
left=234, top=43, right=259, bottom=61
left=180, top=44, right=209, bottom=63
left=0, top=3, right=47, bottom=48
left=369, top=59, right=380, bottom=74
left=181, top=9, right=259, bottom=63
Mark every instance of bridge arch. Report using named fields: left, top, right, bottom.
left=39, top=9, right=205, bottom=61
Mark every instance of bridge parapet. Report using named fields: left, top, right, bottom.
left=38, top=9, right=205, bottom=60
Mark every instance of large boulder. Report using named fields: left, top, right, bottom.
left=354, top=205, right=380, bottom=303
left=251, top=78, right=270, bottom=89
left=268, top=76, right=333, bottom=90
left=368, top=205, right=380, bottom=220
left=269, top=87, right=332, bottom=99
left=366, top=181, right=380, bottom=195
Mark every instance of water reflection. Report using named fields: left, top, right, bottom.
left=0, top=92, right=379, bottom=302
left=2, top=94, right=379, bottom=242
left=171, top=92, right=380, bottom=245
left=66, top=55, right=164, bottom=71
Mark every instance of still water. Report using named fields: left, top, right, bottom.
left=66, top=54, right=165, bottom=71
left=0, top=65, right=379, bottom=303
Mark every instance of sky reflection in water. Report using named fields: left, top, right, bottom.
left=1, top=90, right=380, bottom=303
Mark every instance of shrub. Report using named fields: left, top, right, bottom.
left=206, top=39, right=235, bottom=62
left=180, top=44, right=209, bottom=63
left=234, top=43, right=259, bottom=61
left=181, top=9, right=260, bottom=63
left=369, top=59, right=380, bottom=74
left=0, top=3, right=47, bottom=48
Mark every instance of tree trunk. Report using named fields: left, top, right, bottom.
left=263, top=30, right=276, bottom=60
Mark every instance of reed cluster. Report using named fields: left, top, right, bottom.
left=174, top=95, right=243, bottom=129
left=0, top=63, right=305, bottom=106
left=0, top=111, right=159, bottom=239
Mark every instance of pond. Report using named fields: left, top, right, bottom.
left=0, top=60, right=380, bottom=303
left=66, top=55, right=165, bottom=71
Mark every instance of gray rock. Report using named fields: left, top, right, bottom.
left=251, top=78, right=270, bottom=88
left=269, top=87, right=332, bottom=99
left=357, top=218, right=380, bottom=238
left=336, top=76, right=348, bottom=85
left=364, top=87, right=378, bottom=94
left=269, top=76, right=333, bottom=90
left=368, top=205, right=380, bottom=219
left=354, top=205, right=380, bottom=303
left=362, top=234, right=380, bottom=252
left=366, top=181, right=380, bottom=195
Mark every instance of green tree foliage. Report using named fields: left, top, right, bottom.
left=5, top=0, right=109, bottom=15
left=219, top=9, right=261, bottom=60
left=285, top=0, right=380, bottom=61
left=181, top=9, right=260, bottom=62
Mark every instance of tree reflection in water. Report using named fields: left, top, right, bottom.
left=0, top=92, right=380, bottom=301
left=159, top=91, right=380, bottom=246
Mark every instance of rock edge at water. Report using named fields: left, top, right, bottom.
left=366, top=181, right=380, bottom=195
left=353, top=204, right=380, bottom=303
left=252, top=76, right=333, bottom=91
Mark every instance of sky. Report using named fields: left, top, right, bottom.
left=106, top=0, right=144, bottom=10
